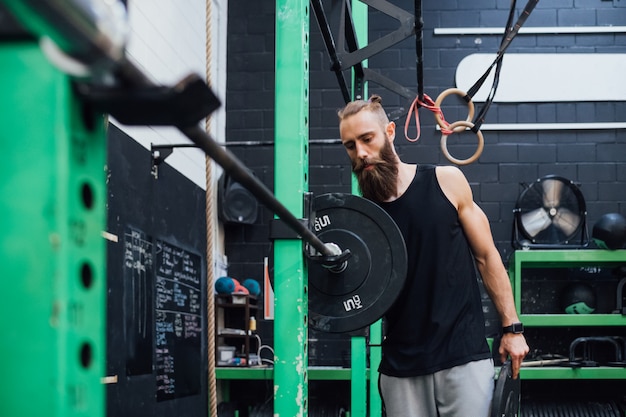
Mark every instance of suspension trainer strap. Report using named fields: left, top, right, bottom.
left=467, top=0, right=540, bottom=131
left=405, top=0, right=429, bottom=142
left=466, top=0, right=518, bottom=100
left=468, top=0, right=518, bottom=131
left=414, top=0, right=424, bottom=102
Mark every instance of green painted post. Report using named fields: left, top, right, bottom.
left=347, top=2, right=380, bottom=417
left=369, top=321, right=383, bottom=417
left=350, top=337, right=367, bottom=417
left=0, top=42, right=106, bottom=417
left=274, top=0, right=310, bottom=416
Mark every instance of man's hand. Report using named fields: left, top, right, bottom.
left=499, top=333, right=530, bottom=378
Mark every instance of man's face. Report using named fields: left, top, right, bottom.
left=339, top=111, right=398, bottom=202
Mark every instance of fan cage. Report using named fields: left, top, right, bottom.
left=512, top=175, right=589, bottom=249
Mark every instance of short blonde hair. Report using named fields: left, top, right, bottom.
left=337, top=94, right=390, bottom=130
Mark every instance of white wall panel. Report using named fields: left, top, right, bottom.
left=456, top=53, right=626, bottom=103
left=112, top=0, right=227, bottom=189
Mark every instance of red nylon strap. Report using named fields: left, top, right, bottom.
left=404, top=94, right=453, bottom=142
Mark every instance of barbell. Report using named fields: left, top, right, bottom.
left=20, top=1, right=408, bottom=334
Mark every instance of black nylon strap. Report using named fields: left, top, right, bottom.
left=469, top=0, right=518, bottom=131
left=467, top=0, right=517, bottom=100
left=415, top=0, right=424, bottom=101
left=468, top=0, right=540, bottom=131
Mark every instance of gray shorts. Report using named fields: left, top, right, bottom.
left=379, top=358, right=495, bottom=417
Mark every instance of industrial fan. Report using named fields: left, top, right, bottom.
left=512, top=175, right=589, bottom=249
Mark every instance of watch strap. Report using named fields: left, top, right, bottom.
left=502, top=322, right=524, bottom=334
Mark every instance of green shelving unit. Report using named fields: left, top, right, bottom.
left=509, top=249, right=626, bottom=381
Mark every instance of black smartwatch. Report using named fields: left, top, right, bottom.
left=502, top=322, right=524, bottom=334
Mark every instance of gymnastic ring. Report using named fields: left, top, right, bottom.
left=440, top=120, right=484, bottom=166
left=434, top=88, right=475, bottom=133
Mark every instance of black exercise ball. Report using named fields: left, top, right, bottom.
left=561, top=282, right=596, bottom=314
left=592, top=213, right=626, bottom=250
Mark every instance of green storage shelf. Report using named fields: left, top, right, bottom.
left=520, top=314, right=626, bottom=327
left=509, top=249, right=626, bottom=320
left=520, top=367, right=626, bottom=380
left=509, top=249, right=626, bottom=383
left=510, top=249, right=626, bottom=268
left=215, top=366, right=371, bottom=381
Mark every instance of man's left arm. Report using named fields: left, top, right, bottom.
left=442, top=167, right=529, bottom=377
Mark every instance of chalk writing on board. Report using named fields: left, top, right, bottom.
left=123, top=228, right=153, bottom=376
left=154, top=239, right=203, bottom=401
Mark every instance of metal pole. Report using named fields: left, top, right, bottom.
left=348, top=2, right=382, bottom=416
left=273, top=0, right=310, bottom=415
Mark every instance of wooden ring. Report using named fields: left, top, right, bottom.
left=440, top=120, right=484, bottom=166
left=434, top=88, right=475, bottom=133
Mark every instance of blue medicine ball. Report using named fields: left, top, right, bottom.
left=215, top=276, right=236, bottom=294
left=242, top=278, right=261, bottom=296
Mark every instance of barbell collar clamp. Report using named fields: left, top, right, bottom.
left=306, top=248, right=352, bottom=273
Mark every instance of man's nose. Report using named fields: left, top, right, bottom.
left=355, top=143, right=369, bottom=159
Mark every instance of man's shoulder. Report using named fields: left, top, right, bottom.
left=433, top=164, right=464, bottom=179
left=434, top=165, right=473, bottom=207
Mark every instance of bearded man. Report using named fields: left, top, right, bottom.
left=337, top=95, right=529, bottom=417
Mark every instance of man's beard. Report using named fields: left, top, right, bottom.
left=352, top=140, right=398, bottom=202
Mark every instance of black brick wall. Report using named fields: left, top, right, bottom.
left=223, top=0, right=626, bottom=362
left=226, top=0, right=625, bottom=276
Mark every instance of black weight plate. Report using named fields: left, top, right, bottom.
left=492, top=361, right=520, bottom=417
left=308, top=193, right=407, bottom=333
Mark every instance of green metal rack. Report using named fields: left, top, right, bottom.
left=509, top=249, right=626, bottom=381
left=273, top=0, right=311, bottom=415
left=272, top=0, right=379, bottom=416
left=348, top=2, right=382, bottom=416
left=0, top=42, right=107, bottom=417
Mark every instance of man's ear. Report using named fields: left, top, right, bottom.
left=386, top=121, right=396, bottom=141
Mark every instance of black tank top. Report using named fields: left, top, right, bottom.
left=377, top=165, right=491, bottom=377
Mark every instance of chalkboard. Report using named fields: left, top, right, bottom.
left=106, top=124, right=207, bottom=416
left=154, top=239, right=202, bottom=401
left=120, top=228, right=203, bottom=400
